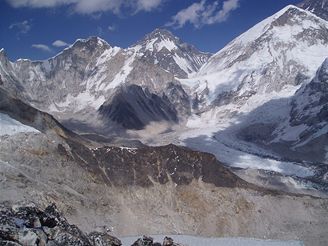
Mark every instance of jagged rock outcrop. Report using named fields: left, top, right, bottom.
left=0, top=203, right=122, bottom=246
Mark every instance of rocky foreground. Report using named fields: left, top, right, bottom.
left=0, top=203, right=182, bottom=246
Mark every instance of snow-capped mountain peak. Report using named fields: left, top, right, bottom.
left=235, top=5, right=312, bottom=45
left=191, top=4, right=328, bottom=109
left=131, top=28, right=211, bottom=78
left=138, top=28, right=180, bottom=52
left=204, top=4, right=323, bottom=63
left=65, top=36, right=112, bottom=56
left=72, top=36, right=110, bottom=48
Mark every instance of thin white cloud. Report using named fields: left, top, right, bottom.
left=6, top=0, right=165, bottom=15
left=167, top=0, right=240, bottom=29
left=73, top=0, right=121, bottom=15
left=108, top=25, right=116, bottom=31
left=9, top=20, right=31, bottom=34
left=136, top=0, right=164, bottom=12
left=6, top=0, right=77, bottom=8
left=52, top=40, right=69, bottom=47
left=32, top=44, right=53, bottom=52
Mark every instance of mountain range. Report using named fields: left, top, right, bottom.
left=1, top=2, right=328, bottom=175
left=1, top=0, right=328, bottom=178
left=1, top=0, right=328, bottom=245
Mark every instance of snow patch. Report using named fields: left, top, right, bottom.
left=155, top=39, right=177, bottom=52
left=0, top=113, right=39, bottom=136
left=173, top=55, right=193, bottom=75
left=145, top=38, right=157, bottom=52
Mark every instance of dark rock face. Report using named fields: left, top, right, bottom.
left=66, top=137, right=248, bottom=188
left=298, top=0, right=328, bottom=20
left=0, top=203, right=122, bottom=246
left=98, top=85, right=180, bottom=130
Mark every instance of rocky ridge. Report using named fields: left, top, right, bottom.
left=0, top=203, right=121, bottom=246
left=0, top=203, right=183, bottom=246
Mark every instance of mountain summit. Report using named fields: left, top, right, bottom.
left=194, top=5, right=328, bottom=109
left=132, top=28, right=211, bottom=78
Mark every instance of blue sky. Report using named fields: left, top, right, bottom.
left=1, top=0, right=301, bottom=60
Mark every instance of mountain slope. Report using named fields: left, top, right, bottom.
left=270, top=58, right=328, bottom=163
left=298, top=0, right=328, bottom=20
